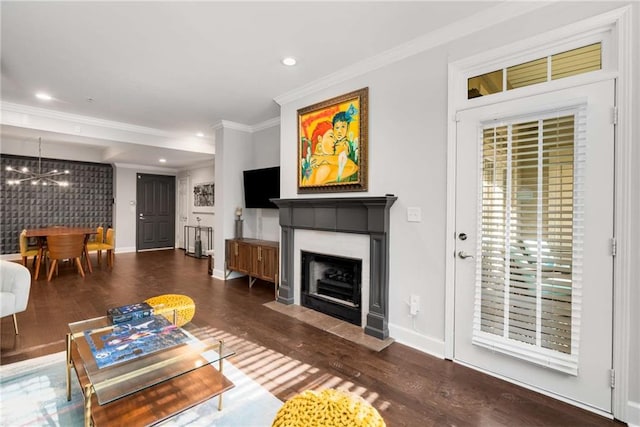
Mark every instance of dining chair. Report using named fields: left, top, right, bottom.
left=85, top=226, right=104, bottom=266
left=95, top=228, right=115, bottom=267
left=19, top=229, right=39, bottom=269
left=46, top=233, right=86, bottom=281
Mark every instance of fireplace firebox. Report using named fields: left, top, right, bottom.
left=301, top=251, right=362, bottom=326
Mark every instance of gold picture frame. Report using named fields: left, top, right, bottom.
left=297, top=87, right=368, bottom=193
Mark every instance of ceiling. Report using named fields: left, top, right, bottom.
left=1, top=1, right=500, bottom=169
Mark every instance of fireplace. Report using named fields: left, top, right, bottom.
left=301, top=251, right=362, bottom=326
left=272, top=196, right=397, bottom=339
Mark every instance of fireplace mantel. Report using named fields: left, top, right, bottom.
left=272, top=196, right=397, bottom=339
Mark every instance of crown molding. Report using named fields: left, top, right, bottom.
left=211, top=117, right=279, bottom=133
left=1, top=102, right=181, bottom=138
left=211, top=120, right=252, bottom=133
left=182, top=159, right=215, bottom=171
left=251, top=117, right=280, bottom=132
left=113, top=163, right=179, bottom=173
left=274, top=1, right=552, bottom=106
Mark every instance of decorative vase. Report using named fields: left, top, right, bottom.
left=235, top=219, right=243, bottom=239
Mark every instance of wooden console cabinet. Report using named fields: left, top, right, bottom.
left=225, top=238, right=279, bottom=288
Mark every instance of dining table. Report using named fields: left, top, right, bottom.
left=25, top=227, right=97, bottom=280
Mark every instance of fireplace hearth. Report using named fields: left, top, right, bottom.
left=301, top=251, right=362, bottom=326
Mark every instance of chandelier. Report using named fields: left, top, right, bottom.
left=5, top=138, right=70, bottom=186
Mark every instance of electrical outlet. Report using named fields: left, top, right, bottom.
left=410, top=295, right=420, bottom=315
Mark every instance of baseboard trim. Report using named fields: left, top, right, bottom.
left=388, top=323, right=445, bottom=360
left=627, top=400, right=640, bottom=427
left=212, top=269, right=247, bottom=280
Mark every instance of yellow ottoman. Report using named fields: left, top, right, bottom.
left=272, top=389, right=385, bottom=427
left=145, top=294, right=195, bottom=327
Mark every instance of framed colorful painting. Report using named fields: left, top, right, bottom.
left=297, top=87, right=368, bottom=193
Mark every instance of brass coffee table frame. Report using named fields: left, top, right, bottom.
left=66, top=315, right=234, bottom=427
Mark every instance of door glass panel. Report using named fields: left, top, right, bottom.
left=507, top=58, right=547, bottom=90
left=479, top=113, right=578, bottom=358
left=552, top=43, right=601, bottom=80
left=468, top=70, right=503, bottom=99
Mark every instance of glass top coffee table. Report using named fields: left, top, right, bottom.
left=66, top=315, right=235, bottom=427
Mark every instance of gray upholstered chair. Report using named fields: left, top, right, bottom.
left=0, top=260, right=31, bottom=334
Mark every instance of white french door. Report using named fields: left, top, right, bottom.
left=454, top=80, right=615, bottom=412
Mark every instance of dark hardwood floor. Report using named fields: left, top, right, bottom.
left=1, top=250, right=622, bottom=426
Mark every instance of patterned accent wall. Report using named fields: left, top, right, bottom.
left=0, top=154, right=113, bottom=254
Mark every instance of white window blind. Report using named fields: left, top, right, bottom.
left=472, top=105, right=587, bottom=375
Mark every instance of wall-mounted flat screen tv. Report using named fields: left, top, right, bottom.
left=243, top=166, right=280, bottom=209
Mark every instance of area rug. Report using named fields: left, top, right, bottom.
left=0, top=351, right=282, bottom=426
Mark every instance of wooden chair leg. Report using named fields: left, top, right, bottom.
left=48, top=259, right=58, bottom=281
left=75, top=258, right=85, bottom=278
left=22, top=256, right=28, bottom=266
left=97, top=250, right=102, bottom=266
left=12, top=314, right=19, bottom=335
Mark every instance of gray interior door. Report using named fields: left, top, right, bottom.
left=136, top=173, right=176, bottom=251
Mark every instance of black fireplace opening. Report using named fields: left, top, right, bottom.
left=301, top=251, right=362, bottom=326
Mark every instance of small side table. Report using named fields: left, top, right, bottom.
left=184, top=226, right=213, bottom=258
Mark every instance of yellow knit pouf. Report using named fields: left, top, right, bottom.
left=145, top=294, right=195, bottom=327
left=272, top=389, right=385, bottom=427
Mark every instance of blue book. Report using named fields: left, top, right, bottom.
left=107, top=302, right=153, bottom=324
left=84, top=315, right=191, bottom=369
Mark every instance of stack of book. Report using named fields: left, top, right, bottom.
left=107, top=302, right=154, bottom=324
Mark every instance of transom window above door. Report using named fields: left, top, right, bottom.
left=468, top=43, right=602, bottom=99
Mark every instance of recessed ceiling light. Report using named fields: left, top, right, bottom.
left=159, top=158, right=167, bottom=163
left=35, top=92, right=52, bottom=101
left=282, top=57, right=297, bottom=66
left=197, top=132, right=204, bottom=137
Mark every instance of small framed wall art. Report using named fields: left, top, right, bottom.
left=193, top=182, right=214, bottom=208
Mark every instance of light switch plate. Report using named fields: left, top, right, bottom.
left=407, top=207, right=422, bottom=222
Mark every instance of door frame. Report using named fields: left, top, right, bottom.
left=445, top=6, right=633, bottom=419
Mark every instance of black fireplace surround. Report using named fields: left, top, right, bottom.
left=272, top=196, right=397, bottom=339
left=301, top=251, right=362, bottom=326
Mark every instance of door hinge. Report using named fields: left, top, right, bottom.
left=611, top=107, right=618, bottom=125
left=611, top=237, right=617, bottom=256
left=610, top=369, right=616, bottom=388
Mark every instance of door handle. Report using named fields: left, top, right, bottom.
left=458, top=251, right=474, bottom=259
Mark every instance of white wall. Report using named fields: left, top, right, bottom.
left=279, top=1, right=639, bottom=419
left=245, top=125, right=280, bottom=242
left=280, top=51, right=450, bottom=355
left=181, top=163, right=215, bottom=229
left=212, top=126, right=254, bottom=278
left=212, top=122, right=280, bottom=278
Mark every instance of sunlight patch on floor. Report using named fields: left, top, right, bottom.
left=187, top=325, right=391, bottom=413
